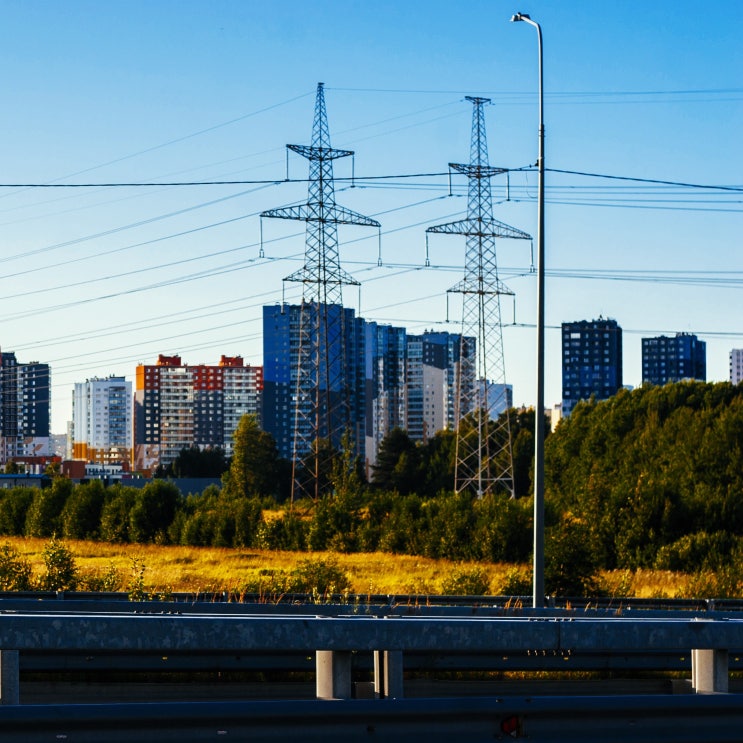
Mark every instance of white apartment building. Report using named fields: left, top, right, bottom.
left=72, top=376, right=132, bottom=464
left=730, top=349, right=743, bottom=385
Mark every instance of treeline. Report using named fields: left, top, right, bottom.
left=2, top=381, right=743, bottom=597
left=545, top=381, right=743, bottom=584
left=0, top=479, right=532, bottom=565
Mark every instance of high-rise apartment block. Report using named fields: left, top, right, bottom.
left=642, top=333, right=706, bottom=386
left=133, top=354, right=262, bottom=472
left=405, top=331, right=475, bottom=445
left=364, top=322, right=407, bottom=466
left=262, top=303, right=366, bottom=461
left=0, top=350, right=51, bottom=464
left=562, top=318, right=623, bottom=416
left=730, top=349, right=743, bottom=385
left=263, top=307, right=478, bottom=468
left=72, top=376, right=132, bottom=465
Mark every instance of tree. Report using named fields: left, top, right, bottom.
left=61, top=480, right=106, bottom=540
left=160, top=446, right=228, bottom=478
left=222, top=414, right=280, bottom=499
left=99, top=485, right=138, bottom=543
left=128, top=480, right=182, bottom=543
left=371, top=428, right=419, bottom=493
left=25, top=478, right=72, bottom=537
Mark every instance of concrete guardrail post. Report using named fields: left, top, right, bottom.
left=691, top=648, right=728, bottom=693
left=316, top=650, right=352, bottom=699
left=374, top=650, right=404, bottom=699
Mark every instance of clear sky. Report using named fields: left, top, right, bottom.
left=0, top=0, right=740, bottom=433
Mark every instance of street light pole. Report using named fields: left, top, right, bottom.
left=511, top=11, right=545, bottom=608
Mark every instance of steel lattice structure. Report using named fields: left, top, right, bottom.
left=261, top=83, right=379, bottom=501
left=427, top=97, right=531, bottom=497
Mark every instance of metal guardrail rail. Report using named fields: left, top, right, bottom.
left=1, top=606, right=742, bottom=740
left=3, top=694, right=743, bottom=742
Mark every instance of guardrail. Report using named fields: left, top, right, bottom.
left=0, top=611, right=740, bottom=705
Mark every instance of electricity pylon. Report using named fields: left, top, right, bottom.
left=427, top=97, right=531, bottom=497
left=261, top=83, right=380, bottom=501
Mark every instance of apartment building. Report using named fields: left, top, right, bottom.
left=72, top=376, right=132, bottom=465
left=133, top=354, right=262, bottom=472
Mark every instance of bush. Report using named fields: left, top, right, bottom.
left=654, top=531, right=738, bottom=572
left=0, top=542, right=32, bottom=590
left=80, top=562, right=123, bottom=592
left=255, top=512, right=307, bottom=551
left=439, top=566, right=491, bottom=596
left=287, top=557, right=350, bottom=595
left=545, top=514, right=600, bottom=597
left=498, top=567, right=532, bottom=597
left=38, top=537, right=78, bottom=591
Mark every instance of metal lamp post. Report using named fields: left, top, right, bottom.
left=511, top=11, right=545, bottom=608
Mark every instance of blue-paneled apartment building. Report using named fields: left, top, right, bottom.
left=262, top=304, right=487, bottom=467
left=561, top=318, right=706, bottom=416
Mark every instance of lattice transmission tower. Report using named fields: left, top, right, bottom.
left=261, top=83, right=380, bottom=501
left=427, top=97, right=531, bottom=497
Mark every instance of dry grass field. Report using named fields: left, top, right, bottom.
left=0, top=536, right=695, bottom=600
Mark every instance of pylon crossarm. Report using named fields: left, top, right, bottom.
left=288, top=143, right=354, bottom=161
left=262, top=203, right=379, bottom=228
left=447, top=280, right=514, bottom=297
left=284, top=269, right=360, bottom=287
left=329, top=204, right=381, bottom=228
left=450, top=162, right=508, bottom=179
left=427, top=217, right=531, bottom=241
left=261, top=204, right=311, bottom=221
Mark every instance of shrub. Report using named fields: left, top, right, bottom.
left=38, top=537, right=78, bottom=591
left=287, top=557, right=350, bottom=595
left=439, top=565, right=491, bottom=596
left=80, top=562, right=123, bottom=592
left=545, top=514, right=600, bottom=597
left=0, top=542, right=32, bottom=590
left=498, top=567, right=532, bottom=597
left=126, top=556, right=148, bottom=601
left=682, top=566, right=743, bottom=600
left=654, top=531, right=737, bottom=572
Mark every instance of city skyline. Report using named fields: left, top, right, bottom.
left=0, top=1, right=739, bottom=433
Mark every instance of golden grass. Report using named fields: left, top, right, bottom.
left=2, top=536, right=691, bottom=598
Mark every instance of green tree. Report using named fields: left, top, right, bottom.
left=99, top=485, right=138, bottom=542
left=223, top=414, right=280, bottom=498
left=160, top=445, right=227, bottom=478
left=417, top=430, right=456, bottom=497
left=25, top=478, right=72, bottom=537
left=129, top=480, right=182, bottom=543
left=61, top=481, right=106, bottom=540
left=0, top=487, right=36, bottom=535
left=371, top=428, right=419, bottom=494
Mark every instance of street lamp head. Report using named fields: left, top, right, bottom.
left=510, top=12, right=531, bottom=22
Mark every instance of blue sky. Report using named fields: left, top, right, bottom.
left=0, top=0, right=740, bottom=433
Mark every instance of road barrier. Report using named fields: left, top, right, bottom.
left=0, top=611, right=741, bottom=704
